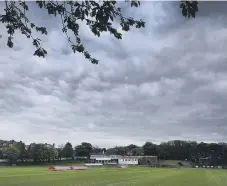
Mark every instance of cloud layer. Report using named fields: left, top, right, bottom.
left=1, top=2, right=227, bottom=148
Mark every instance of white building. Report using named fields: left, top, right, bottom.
left=90, top=155, right=120, bottom=164
left=89, top=155, right=139, bottom=165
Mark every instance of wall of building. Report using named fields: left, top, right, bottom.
left=96, top=158, right=111, bottom=161
left=90, top=155, right=122, bottom=160
left=118, top=158, right=138, bottom=165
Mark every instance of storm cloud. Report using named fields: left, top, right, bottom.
left=1, top=1, right=227, bottom=148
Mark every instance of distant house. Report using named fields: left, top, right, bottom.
left=44, top=143, right=55, bottom=148
left=0, top=141, right=55, bottom=152
left=24, top=143, right=55, bottom=150
left=89, top=154, right=122, bottom=164
left=0, top=140, right=18, bottom=150
left=25, top=145, right=29, bottom=150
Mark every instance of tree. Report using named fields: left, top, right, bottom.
left=47, top=147, right=57, bottom=162
left=105, top=146, right=127, bottom=156
left=27, top=143, right=37, bottom=162
left=39, top=146, right=49, bottom=161
left=2, top=146, right=20, bottom=164
left=56, top=147, right=63, bottom=160
left=131, top=147, right=144, bottom=156
left=0, top=1, right=198, bottom=64
left=0, top=0, right=145, bottom=64
left=14, top=141, right=27, bottom=161
left=127, top=144, right=138, bottom=151
left=91, top=145, right=103, bottom=154
left=102, top=148, right=107, bottom=154
left=75, top=142, right=92, bottom=158
left=2, top=138, right=227, bottom=166
left=81, top=142, right=92, bottom=155
left=62, top=142, right=74, bottom=159
left=157, top=144, right=169, bottom=160
left=27, top=143, right=49, bottom=162
left=143, top=142, right=157, bottom=156
left=116, top=146, right=127, bottom=156
left=0, top=149, right=3, bottom=159
left=75, top=145, right=88, bottom=157
left=105, top=147, right=118, bottom=155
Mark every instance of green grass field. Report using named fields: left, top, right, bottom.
left=0, top=166, right=226, bottom=186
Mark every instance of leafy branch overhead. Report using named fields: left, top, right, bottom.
left=180, top=1, right=198, bottom=18
left=0, top=0, right=198, bottom=64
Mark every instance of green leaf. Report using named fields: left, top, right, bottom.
left=91, top=9, right=96, bottom=17
left=7, top=37, right=13, bottom=48
left=109, top=15, right=113, bottom=21
left=182, top=7, right=187, bottom=17
left=1, top=0, right=147, bottom=65
left=85, top=9, right=89, bottom=17
left=114, top=32, right=122, bottom=39
left=33, top=47, right=47, bottom=57
left=62, top=27, right=67, bottom=33
left=76, top=44, right=85, bottom=53
left=90, top=58, right=98, bottom=64
left=74, top=7, right=81, bottom=17
left=180, top=1, right=199, bottom=18
left=36, top=1, right=44, bottom=9
left=72, top=45, right=77, bottom=53
left=32, top=39, right=40, bottom=47
left=30, top=23, right=35, bottom=28
left=191, top=9, right=195, bottom=18
left=84, top=51, right=91, bottom=59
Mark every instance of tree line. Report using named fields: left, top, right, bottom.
left=1, top=139, right=227, bottom=166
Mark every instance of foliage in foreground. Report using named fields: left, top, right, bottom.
left=0, top=1, right=198, bottom=64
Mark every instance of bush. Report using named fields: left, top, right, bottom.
left=178, top=162, right=184, bottom=166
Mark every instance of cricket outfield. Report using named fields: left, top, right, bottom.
left=0, top=166, right=226, bottom=186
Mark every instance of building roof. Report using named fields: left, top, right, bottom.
left=90, top=154, right=158, bottom=160
left=90, top=155, right=122, bottom=159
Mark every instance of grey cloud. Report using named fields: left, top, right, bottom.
left=196, top=2, right=227, bottom=17
left=1, top=2, right=227, bottom=147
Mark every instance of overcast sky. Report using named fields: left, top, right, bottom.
left=1, top=1, right=227, bottom=148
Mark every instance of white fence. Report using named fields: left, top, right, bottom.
left=106, top=162, right=117, bottom=165
left=84, top=163, right=103, bottom=166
